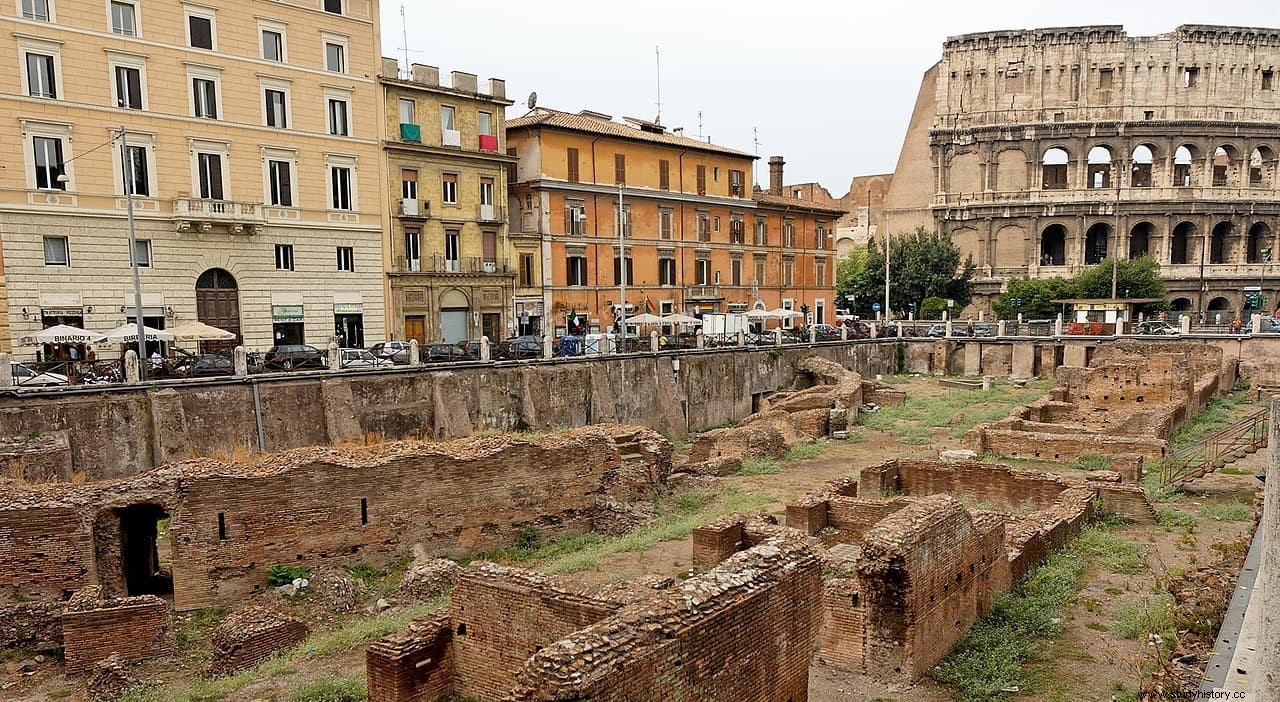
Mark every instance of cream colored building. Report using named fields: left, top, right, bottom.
left=0, top=0, right=386, bottom=356
left=379, top=60, right=521, bottom=344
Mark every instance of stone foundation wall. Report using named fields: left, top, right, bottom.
left=208, top=606, right=308, bottom=677
left=61, top=594, right=174, bottom=675
left=0, top=507, right=90, bottom=602
left=860, top=459, right=1072, bottom=511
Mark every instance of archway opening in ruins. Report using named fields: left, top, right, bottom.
left=1170, top=297, right=1193, bottom=312
left=1171, top=221, right=1196, bottom=264
left=1212, top=146, right=1237, bottom=187
left=1207, top=296, right=1233, bottom=323
left=1130, top=145, right=1155, bottom=187
left=1248, top=222, right=1273, bottom=264
left=118, top=504, right=173, bottom=598
left=1173, top=145, right=1196, bottom=187
left=1040, top=224, right=1067, bottom=265
left=1250, top=147, right=1276, bottom=188
left=1210, top=221, right=1231, bottom=264
left=1086, top=146, right=1113, bottom=189
left=1041, top=148, right=1069, bottom=190
left=1084, top=223, right=1110, bottom=264
left=1128, top=222, right=1153, bottom=259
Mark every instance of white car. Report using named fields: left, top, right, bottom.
left=13, top=363, right=68, bottom=386
left=339, top=348, right=393, bottom=368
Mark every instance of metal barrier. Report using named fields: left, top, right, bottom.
left=1158, top=406, right=1269, bottom=487
left=16, top=359, right=125, bottom=386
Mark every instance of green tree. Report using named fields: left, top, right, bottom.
left=845, top=228, right=974, bottom=317
left=834, top=245, right=870, bottom=312
left=1072, top=256, right=1167, bottom=308
left=919, top=296, right=947, bottom=319
left=992, top=277, right=1074, bottom=319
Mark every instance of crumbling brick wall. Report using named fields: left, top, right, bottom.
left=1005, top=486, right=1097, bottom=582
left=61, top=590, right=174, bottom=675
left=860, top=459, right=1071, bottom=511
left=0, top=507, right=90, bottom=602
left=505, top=540, right=823, bottom=702
left=367, top=613, right=455, bottom=702
left=208, top=606, right=308, bottom=677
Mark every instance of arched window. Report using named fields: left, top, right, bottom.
left=1210, top=221, right=1231, bottom=264
left=1040, top=224, right=1067, bottom=265
left=1129, top=222, right=1154, bottom=259
left=1173, top=145, right=1195, bottom=187
left=1086, top=146, right=1113, bottom=189
left=1212, top=146, right=1238, bottom=187
left=1170, top=222, right=1196, bottom=264
left=1084, top=223, right=1110, bottom=264
left=1130, top=145, right=1154, bottom=188
left=1250, top=147, right=1276, bottom=188
left=1041, top=148, right=1069, bottom=190
left=1247, top=222, right=1272, bottom=263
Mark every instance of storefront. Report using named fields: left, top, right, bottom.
left=271, top=305, right=305, bottom=346
left=333, top=302, right=365, bottom=348
left=125, top=308, right=169, bottom=358
left=515, top=298, right=544, bottom=337
left=37, top=306, right=87, bottom=361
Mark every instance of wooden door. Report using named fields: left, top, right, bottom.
left=195, top=268, right=241, bottom=350
left=404, top=316, right=426, bottom=344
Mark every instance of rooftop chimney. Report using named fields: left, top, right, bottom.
left=768, top=156, right=785, bottom=196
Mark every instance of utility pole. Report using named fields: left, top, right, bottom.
left=121, top=127, right=146, bottom=377
left=617, top=182, right=626, bottom=351
left=883, top=235, right=890, bottom=321
left=1111, top=181, right=1119, bottom=301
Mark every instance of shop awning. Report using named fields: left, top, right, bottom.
left=18, top=324, right=104, bottom=345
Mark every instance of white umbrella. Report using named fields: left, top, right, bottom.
left=744, top=309, right=773, bottom=320
left=170, top=321, right=236, bottom=341
left=623, top=313, right=667, bottom=325
left=662, top=313, right=703, bottom=325
left=19, top=324, right=104, bottom=345
left=99, top=323, right=176, bottom=344
left=770, top=308, right=805, bottom=319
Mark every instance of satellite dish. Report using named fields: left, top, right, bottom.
left=527, top=91, right=537, bottom=109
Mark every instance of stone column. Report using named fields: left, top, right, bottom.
left=1257, top=397, right=1280, bottom=702
left=696, top=330, right=705, bottom=349
left=328, top=342, right=340, bottom=371
left=774, top=328, right=783, bottom=346
left=409, top=339, right=421, bottom=366
left=543, top=334, right=553, bottom=359
left=650, top=331, right=659, bottom=352
left=124, top=350, right=139, bottom=383
left=0, top=353, right=12, bottom=388
left=479, top=336, right=490, bottom=361
left=233, top=346, right=247, bottom=376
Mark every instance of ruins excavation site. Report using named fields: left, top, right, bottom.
left=0, top=337, right=1272, bottom=702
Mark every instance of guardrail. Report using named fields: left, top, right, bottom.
left=1158, top=407, right=1269, bottom=487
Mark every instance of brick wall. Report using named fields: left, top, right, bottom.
left=817, top=578, right=865, bottom=670
left=861, top=459, right=1071, bottom=511
left=0, top=507, right=90, bottom=601
left=367, top=614, right=454, bottom=702
left=1005, top=486, right=1096, bottom=582
left=825, top=496, right=915, bottom=540
left=974, top=426, right=1168, bottom=461
left=505, top=540, right=823, bottom=702
left=208, top=606, right=309, bottom=677
left=691, top=515, right=746, bottom=568
left=61, top=595, right=174, bottom=675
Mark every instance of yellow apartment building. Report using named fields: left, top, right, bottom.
left=378, top=60, right=521, bottom=344
left=506, top=108, right=845, bottom=334
left=0, top=0, right=386, bottom=355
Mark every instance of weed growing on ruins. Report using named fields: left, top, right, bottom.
left=173, top=608, right=228, bottom=661
left=1218, top=466, right=1255, bottom=475
left=783, top=441, right=825, bottom=461
left=1110, top=592, right=1175, bottom=640
left=1072, top=529, right=1148, bottom=575
left=1156, top=508, right=1198, bottom=530
left=1168, top=389, right=1252, bottom=452
left=1071, top=454, right=1113, bottom=472
left=287, top=673, right=367, bottom=702
left=267, top=565, right=312, bottom=587
left=739, top=457, right=782, bottom=475
left=343, top=563, right=387, bottom=585
left=844, top=429, right=868, bottom=443
left=512, top=526, right=543, bottom=554
left=859, top=378, right=1052, bottom=444
left=1200, top=501, right=1254, bottom=522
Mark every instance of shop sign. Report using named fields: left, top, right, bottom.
left=272, top=305, right=304, bottom=322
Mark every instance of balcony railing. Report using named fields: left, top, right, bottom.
left=687, top=285, right=721, bottom=299
left=477, top=203, right=506, bottom=223
left=173, top=197, right=265, bottom=233
left=425, top=254, right=512, bottom=275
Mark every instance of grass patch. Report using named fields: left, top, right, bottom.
left=858, top=379, right=1051, bottom=444
left=783, top=441, right=825, bottom=461
left=1218, top=466, right=1256, bottom=476
left=173, top=608, right=228, bottom=657
left=739, top=457, right=781, bottom=475
left=1110, top=593, right=1176, bottom=640
left=1168, top=390, right=1255, bottom=452
left=121, top=601, right=445, bottom=702
left=1201, top=502, right=1254, bottom=522
left=1156, top=508, right=1198, bottom=529
left=844, top=429, right=868, bottom=443
left=288, top=673, right=367, bottom=702
left=1072, top=529, right=1148, bottom=575
left=1070, top=454, right=1112, bottom=472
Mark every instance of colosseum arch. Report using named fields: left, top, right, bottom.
left=1084, top=223, right=1111, bottom=264
left=1128, top=221, right=1155, bottom=259
left=1212, top=145, right=1241, bottom=187
left=1209, top=221, right=1232, bottom=264
left=1170, top=297, right=1194, bottom=312
left=948, top=151, right=982, bottom=194
left=1041, top=147, right=1070, bottom=190
left=950, top=226, right=981, bottom=263
left=1170, top=221, right=1197, bottom=264
left=1248, top=222, right=1273, bottom=263
left=1173, top=145, right=1198, bottom=187
left=1206, top=296, right=1234, bottom=321
left=995, top=147, right=1027, bottom=192
left=1086, top=146, right=1114, bottom=189
left=1040, top=224, right=1067, bottom=266
left=1249, top=146, right=1277, bottom=188
left=1130, top=145, right=1156, bottom=188
left=993, top=224, right=1027, bottom=267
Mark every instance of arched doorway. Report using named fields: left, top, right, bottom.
left=1084, top=223, right=1110, bottom=264
left=1210, top=221, right=1231, bottom=264
left=1040, top=224, right=1066, bottom=265
left=1207, top=296, right=1233, bottom=324
left=1248, top=222, right=1272, bottom=263
left=1171, top=222, right=1195, bottom=264
left=438, top=288, right=470, bottom=344
left=1129, top=222, right=1154, bottom=259
left=195, top=268, right=241, bottom=351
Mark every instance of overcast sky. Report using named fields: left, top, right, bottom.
left=383, top=0, right=1280, bottom=195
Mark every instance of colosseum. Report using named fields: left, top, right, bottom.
left=881, top=24, right=1280, bottom=318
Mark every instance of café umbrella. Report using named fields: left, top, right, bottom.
left=661, top=313, right=703, bottom=325
left=169, top=321, right=236, bottom=341
left=99, top=323, right=176, bottom=345
left=18, top=324, right=105, bottom=345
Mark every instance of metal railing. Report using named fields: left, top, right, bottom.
left=426, top=254, right=512, bottom=274
left=1158, top=406, right=1269, bottom=487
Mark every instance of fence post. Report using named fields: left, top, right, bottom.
left=997, top=320, right=1007, bottom=337
left=695, top=330, right=705, bottom=349
left=1252, top=313, right=1263, bottom=336
left=1180, top=315, right=1192, bottom=335
left=124, top=349, right=140, bottom=383
left=1054, top=314, right=1064, bottom=337
left=328, top=342, right=340, bottom=371
left=479, top=336, right=490, bottom=361
left=840, top=326, right=848, bottom=342
left=543, top=334, right=554, bottom=359
left=0, top=353, right=11, bottom=388
left=650, top=331, right=659, bottom=352
left=870, top=323, right=878, bottom=339
left=233, top=346, right=247, bottom=377
left=737, top=329, right=746, bottom=347
left=809, top=326, right=817, bottom=344
left=774, top=328, right=783, bottom=346
left=409, top=339, right=421, bottom=366
left=945, top=320, right=953, bottom=338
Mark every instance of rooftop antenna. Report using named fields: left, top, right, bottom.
left=752, top=126, right=761, bottom=186
left=697, top=110, right=703, bottom=139
left=399, top=2, right=409, bottom=78
left=654, top=45, right=662, bottom=125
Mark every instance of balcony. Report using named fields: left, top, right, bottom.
left=399, top=198, right=430, bottom=219
left=400, top=122, right=421, bottom=142
left=172, top=198, right=265, bottom=234
left=423, top=254, right=513, bottom=275
left=687, top=285, right=722, bottom=300
left=477, top=203, right=505, bottom=223
left=478, top=134, right=499, bottom=152
left=442, top=129, right=461, bottom=148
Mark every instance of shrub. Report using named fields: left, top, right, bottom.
left=267, top=565, right=311, bottom=587
left=739, top=457, right=781, bottom=475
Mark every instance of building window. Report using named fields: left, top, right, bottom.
left=696, top=165, right=706, bottom=193
left=21, top=0, right=50, bottom=21
left=43, top=235, right=68, bottom=266
left=327, top=97, right=349, bottom=136
left=731, top=258, right=742, bottom=286
left=614, top=153, right=625, bottom=185
left=444, top=230, right=460, bottom=271
left=729, top=169, right=744, bottom=197
left=192, top=77, right=218, bottom=118
left=110, top=1, right=137, bottom=35
left=659, top=159, right=670, bottom=190
left=659, top=208, right=673, bottom=240
left=186, top=12, right=213, bottom=50
left=520, top=252, right=534, bottom=287
left=323, top=0, right=342, bottom=14
left=695, top=259, right=710, bottom=286
left=264, top=88, right=287, bottom=128
left=404, top=228, right=421, bottom=271
left=1264, top=70, right=1275, bottom=91
left=567, top=147, right=579, bottom=182
left=268, top=159, right=292, bottom=206
left=754, top=256, right=766, bottom=286
left=196, top=152, right=223, bottom=199
left=131, top=239, right=151, bottom=267
left=480, top=177, right=494, bottom=206
left=336, top=246, right=354, bottom=272
left=754, top=218, right=767, bottom=246
left=815, top=223, right=827, bottom=249
left=442, top=173, right=457, bottom=204
left=566, top=255, right=587, bottom=286
left=261, top=28, right=283, bottom=62
left=614, top=204, right=632, bottom=237
left=783, top=220, right=795, bottom=247
left=123, top=144, right=149, bottom=196
left=566, top=199, right=586, bottom=235
left=714, top=216, right=720, bottom=232
left=398, top=98, right=415, bottom=125
left=730, top=217, right=744, bottom=244
left=114, top=66, right=142, bottom=109
left=613, top=255, right=633, bottom=286
left=324, top=41, right=345, bottom=73
left=1183, top=66, right=1199, bottom=88
left=26, top=53, right=56, bottom=98
left=329, top=165, right=352, bottom=210
left=400, top=168, right=417, bottom=200
left=440, top=104, right=455, bottom=130
left=659, top=258, right=676, bottom=285
left=478, top=111, right=493, bottom=135
left=275, top=243, right=294, bottom=271
left=816, top=259, right=827, bottom=287
left=696, top=212, right=710, bottom=242
left=33, top=136, right=65, bottom=190
left=783, top=259, right=794, bottom=287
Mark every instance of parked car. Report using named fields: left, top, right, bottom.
left=455, top=340, right=486, bottom=358
left=180, top=354, right=234, bottom=377
left=1134, top=320, right=1180, bottom=336
left=264, top=344, right=326, bottom=370
left=495, top=335, right=543, bottom=360
left=970, top=322, right=997, bottom=337
left=12, top=363, right=68, bottom=386
left=369, top=340, right=414, bottom=365
left=340, top=348, right=393, bottom=368
left=926, top=323, right=948, bottom=338
left=803, top=324, right=844, bottom=341
left=423, top=344, right=476, bottom=363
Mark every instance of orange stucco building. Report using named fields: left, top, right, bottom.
left=505, top=108, right=846, bottom=335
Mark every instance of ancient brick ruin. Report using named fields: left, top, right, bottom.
left=60, top=588, right=175, bottom=675
left=207, top=606, right=308, bottom=677
left=367, top=539, right=822, bottom=702
left=965, top=343, right=1228, bottom=467
left=692, top=457, right=1154, bottom=682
